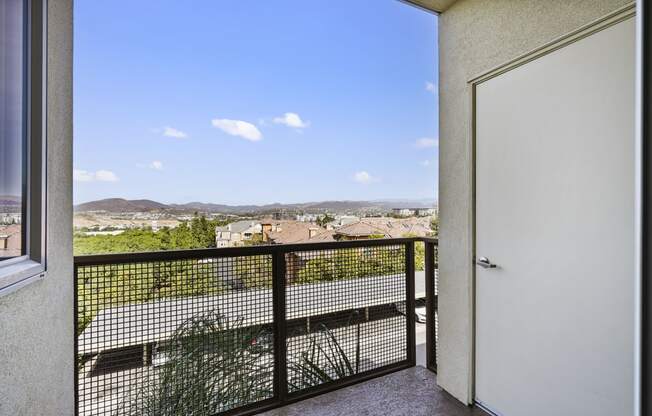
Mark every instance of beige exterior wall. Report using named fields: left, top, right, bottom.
left=437, top=0, right=633, bottom=404
left=0, top=1, right=74, bottom=415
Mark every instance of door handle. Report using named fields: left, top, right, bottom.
left=476, top=256, right=497, bottom=269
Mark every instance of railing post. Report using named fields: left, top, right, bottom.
left=425, top=241, right=437, bottom=372
left=405, top=241, right=416, bottom=366
left=272, top=249, right=288, bottom=404
left=73, top=262, right=79, bottom=416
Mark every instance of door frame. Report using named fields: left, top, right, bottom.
left=467, top=4, right=637, bottom=412
left=641, top=0, right=652, bottom=414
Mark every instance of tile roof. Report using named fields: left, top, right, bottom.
left=265, top=221, right=326, bottom=244
left=215, top=220, right=258, bottom=234
left=334, top=221, right=389, bottom=237
left=294, top=229, right=336, bottom=243
left=334, top=217, right=433, bottom=238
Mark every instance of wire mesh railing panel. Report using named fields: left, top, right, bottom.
left=75, top=239, right=418, bottom=415
left=76, top=254, right=275, bottom=416
left=425, top=241, right=439, bottom=372
left=284, top=244, right=409, bottom=394
left=434, top=244, right=438, bottom=371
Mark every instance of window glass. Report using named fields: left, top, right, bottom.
left=0, top=0, right=26, bottom=259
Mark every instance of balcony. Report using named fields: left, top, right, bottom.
left=260, top=367, right=486, bottom=416
left=1, top=2, right=647, bottom=415
left=74, top=238, right=445, bottom=416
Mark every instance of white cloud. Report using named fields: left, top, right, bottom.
left=149, top=161, right=163, bottom=170
left=415, top=137, right=438, bottom=148
left=74, top=169, right=119, bottom=183
left=420, top=160, right=431, bottom=167
left=73, top=170, right=94, bottom=183
left=425, top=81, right=437, bottom=94
left=273, top=112, right=310, bottom=129
left=95, top=170, right=119, bottom=182
left=211, top=118, right=263, bottom=141
left=163, top=126, right=188, bottom=139
left=353, top=171, right=378, bottom=185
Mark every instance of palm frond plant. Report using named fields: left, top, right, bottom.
left=117, top=312, right=274, bottom=416
left=287, top=322, right=361, bottom=392
left=116, top=309, right=363, bottom=415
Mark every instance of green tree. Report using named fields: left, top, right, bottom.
left=402, top=233, right=425, bottom=271
left=74, top=214, right=233, bottom=256
left=316, top=213, right=335, bottom=227
left=429, top=215, right=439, bottom=237
left=295, top=247, right=405, bottom=284
left=190, top=215, right=216, bottom=248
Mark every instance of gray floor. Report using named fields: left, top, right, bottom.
left=261, top=366, right=489, bottom=416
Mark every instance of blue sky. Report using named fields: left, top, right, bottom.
left=73, top=0, right=438, bottom=205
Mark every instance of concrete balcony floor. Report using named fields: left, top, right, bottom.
left=261, top=366, right=488, bottom=416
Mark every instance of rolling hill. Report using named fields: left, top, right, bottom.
left=74, top=198, right=437, bottom=214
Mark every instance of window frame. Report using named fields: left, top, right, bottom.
left=0, top=0, right=47, bottom=296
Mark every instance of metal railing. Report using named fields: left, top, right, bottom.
left=425, top=239, right=438, bottom=373
left=74, top=237, right=438, bottom=416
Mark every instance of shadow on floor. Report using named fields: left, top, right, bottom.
left=261, top=366, right=489, bottom=416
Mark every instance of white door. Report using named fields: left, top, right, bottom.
left=474, top=17, right=635, bottom=416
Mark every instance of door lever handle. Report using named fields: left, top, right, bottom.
left=476, top=257, right=497, bottom=269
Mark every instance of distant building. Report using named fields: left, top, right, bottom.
left=414, top=207, right=438, bottom=217
left=392, top=208, right=415, bottom=217
left=215, top=221, right=262, bottom=247
left=392, top=207, right=438, bottom=217
left=325, top=215, right=359, bottom=230
left=0, top=213, right=22, bottom=225
left=295, top=214, right=318, bottom=222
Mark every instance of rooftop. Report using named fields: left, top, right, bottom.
left=265, top=221, right=325, bottom=244
left=216, top=220, right=259, bottom=234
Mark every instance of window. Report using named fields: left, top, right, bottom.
left=0, top=0, right=46, bottom=294
left=1, top=0, right=26, bottom=261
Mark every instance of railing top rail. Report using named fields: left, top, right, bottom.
left=420, top=237, right=438, bottom=244
left=74, top=236, right=438, bottom=266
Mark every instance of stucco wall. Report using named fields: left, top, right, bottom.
left=438, top=0, right=632, bottom=404
left=0, top=1, right=73, bottom=415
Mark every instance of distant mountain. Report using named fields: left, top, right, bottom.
left=0, top=195, right=22, bottom=213
left=74, top=198, right=437, bottom=214
left=74, top=198, right=169, bottom=212
left=0, top=195, right=21, bottom=205
left=168, top=202, right=263, bottom=213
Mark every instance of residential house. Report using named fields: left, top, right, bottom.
left=333, top=221, right=390, bottom=240
left=295, top=228, right=336, bottom=243
left=333, top=217, right=434, bottom=240
left=0, top=224, right=21, bottom=258
left=324, top=215, right=359, bottom=230
left=263, top=221, right=336, bottom=280
left=262, top=220, right=325, bottom=244
left=215, top=221, right=262, bottom=247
